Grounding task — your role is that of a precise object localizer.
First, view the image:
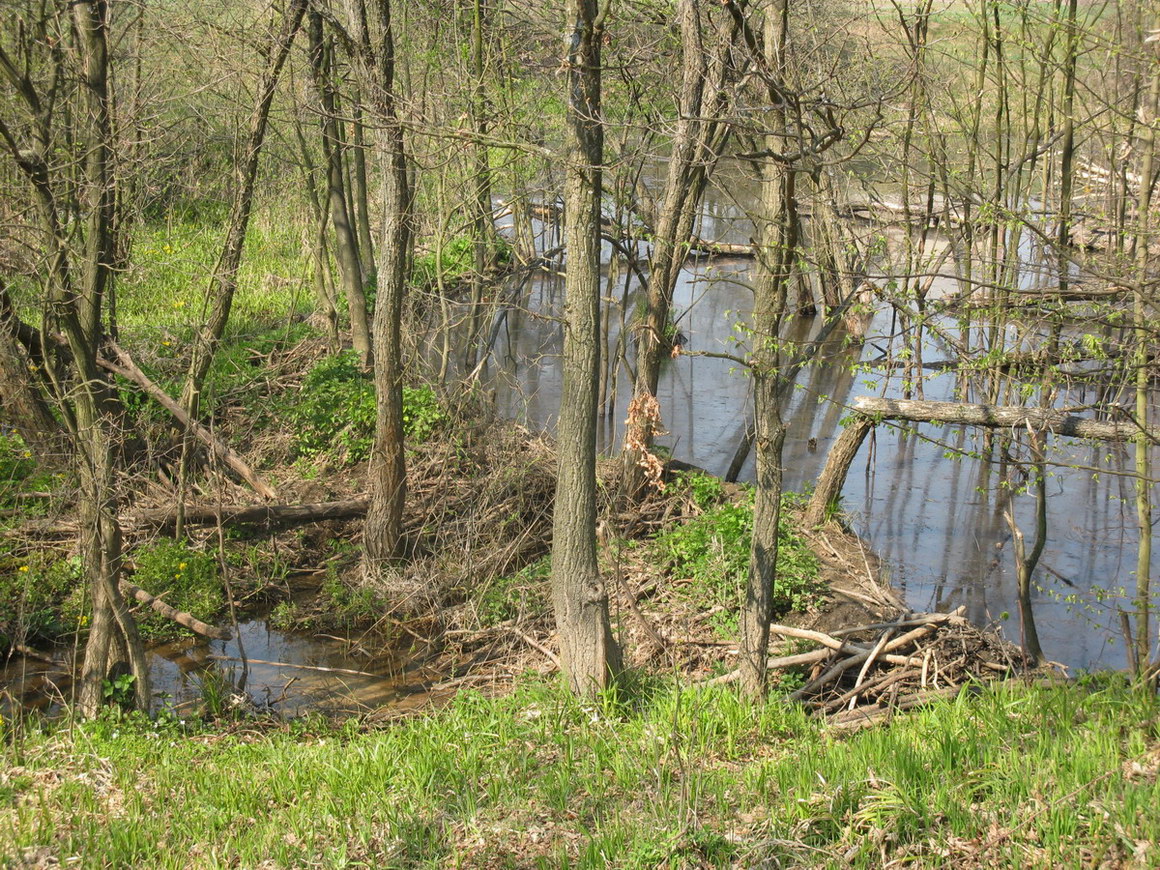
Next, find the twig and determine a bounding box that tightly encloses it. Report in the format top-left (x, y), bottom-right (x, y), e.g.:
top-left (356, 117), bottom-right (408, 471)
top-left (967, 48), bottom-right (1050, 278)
top-left (205, 654), bottom-right (381, 678)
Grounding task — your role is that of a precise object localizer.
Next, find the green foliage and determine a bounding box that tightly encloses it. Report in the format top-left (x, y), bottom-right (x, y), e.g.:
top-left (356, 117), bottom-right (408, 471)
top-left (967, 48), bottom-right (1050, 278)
top-left (412, 235), bottom-right (513, 289)
top-left (0, 550), bottom-right (84, 646)
top-left (319, 571), bottom-right (385, 630)
top-left (101, 673), bottom-right (137, 708)
top-left (413, 236), bottom-right (475, 288)
top-left (0, 431), bottom-right (35, 492)
top-left (130, 539), bottom-right (222, 641)
top-left (666, 469), bottom-right (725, 511)
top-left (287, 351), bottom-right (446, 465)
top-left (401, 385), bottom-right (445, 444)
top-left (656, 485), bottom-right (822, 634)
top-left (288, 350), bottom-right (377, 463)
top-left (476, 555), bottom-right (551, 627)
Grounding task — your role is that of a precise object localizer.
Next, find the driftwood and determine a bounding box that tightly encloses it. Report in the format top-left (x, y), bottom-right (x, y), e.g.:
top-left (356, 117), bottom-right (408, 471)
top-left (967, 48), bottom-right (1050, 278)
top-left (120, 581), bottom-right (232, 640)
top-left (99, 344), bottom-right (277, 500)
top-left (806, 396), bottom-right (1160, 525)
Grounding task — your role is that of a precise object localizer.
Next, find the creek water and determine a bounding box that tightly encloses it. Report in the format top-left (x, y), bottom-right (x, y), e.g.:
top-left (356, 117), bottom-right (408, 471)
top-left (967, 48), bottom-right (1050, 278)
top-left (1, 600), bottom-right (434, 719)
top-left (479, 182), bottom-right (1160, 673)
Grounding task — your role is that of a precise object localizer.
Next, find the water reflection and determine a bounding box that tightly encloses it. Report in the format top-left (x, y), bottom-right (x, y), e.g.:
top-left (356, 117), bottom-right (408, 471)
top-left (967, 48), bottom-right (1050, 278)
top-left (481, 198), bottom-right (1158, 672)
top-left (2, 613), bottom-right (429, 718)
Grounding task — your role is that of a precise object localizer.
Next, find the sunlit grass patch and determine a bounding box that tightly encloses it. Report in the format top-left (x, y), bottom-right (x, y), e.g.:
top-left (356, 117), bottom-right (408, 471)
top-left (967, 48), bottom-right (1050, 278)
top-left (3, 678), bottom-right (1156, 867)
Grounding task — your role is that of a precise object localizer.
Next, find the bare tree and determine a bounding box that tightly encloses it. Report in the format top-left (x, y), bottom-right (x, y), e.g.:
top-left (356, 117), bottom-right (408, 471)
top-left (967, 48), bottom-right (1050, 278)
top-left (550, 0), bottom-right (621, 695)
top-left (0, 0), bottom-right (150, 714)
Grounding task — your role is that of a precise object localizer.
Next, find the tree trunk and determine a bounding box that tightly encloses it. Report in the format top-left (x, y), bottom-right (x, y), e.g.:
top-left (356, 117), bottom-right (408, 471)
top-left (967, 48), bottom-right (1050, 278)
top-left (308, 10), bottom-right (372, 361)
top-left (363, 0), bottom-right (412, 568)
top-left (71, 0), bottom-right (150, 715)
top-left (740, 0), bottom-right (795, 700)
top-left (1131, 21), bottom-right (1159, 672)
top-left (803, 416), bottom-right (873, 527)
top-left (550, 0), bottom-right (620, 696)
top-left (622, 0), bottom-right (732, 496)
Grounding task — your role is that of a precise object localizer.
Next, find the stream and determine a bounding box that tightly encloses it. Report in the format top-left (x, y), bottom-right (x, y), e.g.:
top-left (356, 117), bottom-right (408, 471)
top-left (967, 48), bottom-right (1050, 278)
top-left (4, 176), bottom-right (1157, 716)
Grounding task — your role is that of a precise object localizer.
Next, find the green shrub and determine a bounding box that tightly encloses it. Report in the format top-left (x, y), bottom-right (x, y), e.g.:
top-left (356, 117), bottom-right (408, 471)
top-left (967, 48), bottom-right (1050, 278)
top-left (288, 351), bottom-right (446, 465)
top-left (476, 555), bottom-right (551, 627)
top-left (0, 550), bottom-right (83, 647)
top-left (656, 486), bottom-right (822, 634)
top-left (130, 540), bottom-right (222, 641)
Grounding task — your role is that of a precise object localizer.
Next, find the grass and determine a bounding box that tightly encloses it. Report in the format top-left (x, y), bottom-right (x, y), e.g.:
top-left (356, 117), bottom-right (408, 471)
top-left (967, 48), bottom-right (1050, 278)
top-left (1, 676), bottom-right (1157, 868)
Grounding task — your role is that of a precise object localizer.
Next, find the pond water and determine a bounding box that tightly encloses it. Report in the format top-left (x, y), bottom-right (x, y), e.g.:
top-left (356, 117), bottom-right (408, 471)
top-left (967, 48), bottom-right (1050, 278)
top-left (1, 599), bottom-right (436, 719)
top-left (479, 181), bottom-right (1160, 673)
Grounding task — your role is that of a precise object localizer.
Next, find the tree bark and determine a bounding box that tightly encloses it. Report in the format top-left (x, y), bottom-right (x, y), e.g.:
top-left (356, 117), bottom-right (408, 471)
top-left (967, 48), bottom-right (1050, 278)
top-left (363, 0), bottom-right (412, 568)
top-left (740, 0), bottom-right (794, 700)
top-left (550, 0), bottom-right (620, 696)
top-left (307, 10), bottom-right (372, 361)
top-left (623, 0), bottom-right (732, 497)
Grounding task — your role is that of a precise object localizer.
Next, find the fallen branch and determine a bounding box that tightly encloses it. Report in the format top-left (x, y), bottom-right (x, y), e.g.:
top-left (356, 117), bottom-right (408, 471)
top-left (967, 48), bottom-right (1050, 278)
top-left (828, 685), bottom-right (964, 731)
top-left (120, 581), bottom-right (232, 640)
top-left (99, 344), bottom-right (277, 500)
top-left (205, 654), bottom-right (381, 678)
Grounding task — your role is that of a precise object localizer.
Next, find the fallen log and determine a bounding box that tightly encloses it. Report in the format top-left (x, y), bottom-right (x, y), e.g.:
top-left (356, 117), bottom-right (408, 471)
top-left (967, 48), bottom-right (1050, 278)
top-left (849, 396), bottom-right (1159, 443)
top-left (6, 498), bottom-right (372, 538)
top-left (806, 396), bottom-right (1160, 525)
top-left (120, 581), bottom-right (232, 640)
top-left (128, 498), bottom-right (370, 529)
top-left (99, 344), bottom-right (277, 500)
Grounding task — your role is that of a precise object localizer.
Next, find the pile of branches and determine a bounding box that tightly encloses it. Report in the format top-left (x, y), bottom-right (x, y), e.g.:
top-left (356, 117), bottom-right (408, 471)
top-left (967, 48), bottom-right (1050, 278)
top-left (768, 606), bottom-right (1025, 730)
top-left (399, 425), bottom-right (559, 605)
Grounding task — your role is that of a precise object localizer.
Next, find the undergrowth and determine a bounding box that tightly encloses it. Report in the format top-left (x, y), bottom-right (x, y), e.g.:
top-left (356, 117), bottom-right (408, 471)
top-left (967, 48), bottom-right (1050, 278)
top-left (129, 540), bottom-right (223, 642)
top-left (287, 350), bottom-right (446, 465)
top-left (656, 475), bottom-right (823, 634)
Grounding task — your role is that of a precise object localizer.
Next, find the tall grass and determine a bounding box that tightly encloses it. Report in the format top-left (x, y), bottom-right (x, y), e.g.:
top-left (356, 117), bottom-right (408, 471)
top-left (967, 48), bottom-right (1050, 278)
top-left (2, 677), bottom-right (1157, 867)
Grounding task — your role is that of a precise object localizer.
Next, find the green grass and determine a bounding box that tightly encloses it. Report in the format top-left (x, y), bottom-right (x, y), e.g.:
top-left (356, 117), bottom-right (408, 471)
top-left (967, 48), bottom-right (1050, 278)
top-left (2, 677), bottom-right (1156, 868)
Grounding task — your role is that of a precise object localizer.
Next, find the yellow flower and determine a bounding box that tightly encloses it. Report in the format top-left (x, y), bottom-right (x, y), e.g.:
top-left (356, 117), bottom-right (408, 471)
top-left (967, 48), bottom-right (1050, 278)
top-left (162, 340), bottom-right (171, 347)
top-left (19, 565), bottom-right (30, 572)
top-left (178, 562), bottom-right (187, 570)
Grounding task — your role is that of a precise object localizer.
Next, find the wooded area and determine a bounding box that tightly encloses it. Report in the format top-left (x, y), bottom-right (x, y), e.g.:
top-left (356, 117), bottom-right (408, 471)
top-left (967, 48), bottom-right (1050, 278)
top-left (0, 0), bottom-right (1157, 719)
